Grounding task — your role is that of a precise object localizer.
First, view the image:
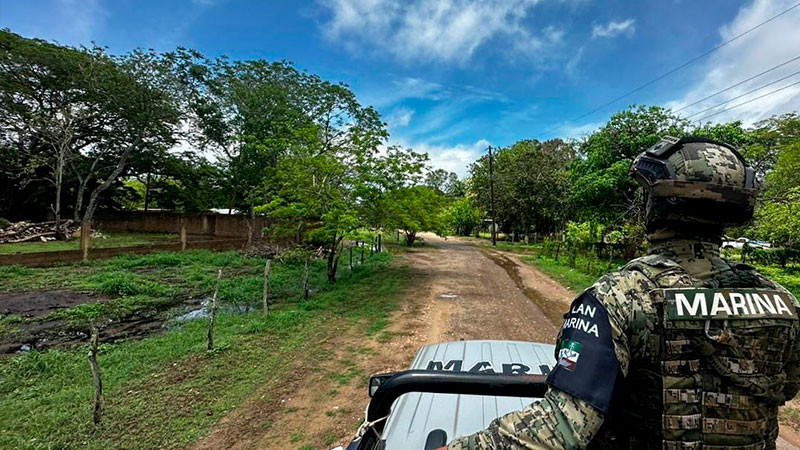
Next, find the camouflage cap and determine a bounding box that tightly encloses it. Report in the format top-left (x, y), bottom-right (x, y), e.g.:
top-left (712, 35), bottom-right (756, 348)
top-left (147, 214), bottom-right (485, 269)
top-left (631, 136), bottom-right (758, 227)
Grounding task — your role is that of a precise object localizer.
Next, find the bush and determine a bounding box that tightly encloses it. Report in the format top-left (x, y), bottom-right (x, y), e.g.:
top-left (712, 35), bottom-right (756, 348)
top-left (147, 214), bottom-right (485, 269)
top-left (749, 247), bottom-right (800, 267)
top-left (0, 217), bottom-right (9, 229)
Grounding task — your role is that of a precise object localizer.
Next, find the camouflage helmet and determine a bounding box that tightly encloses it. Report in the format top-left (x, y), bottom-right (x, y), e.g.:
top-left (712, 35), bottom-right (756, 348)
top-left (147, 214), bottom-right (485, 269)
top-left (631, 136), bottom-right (758, 229)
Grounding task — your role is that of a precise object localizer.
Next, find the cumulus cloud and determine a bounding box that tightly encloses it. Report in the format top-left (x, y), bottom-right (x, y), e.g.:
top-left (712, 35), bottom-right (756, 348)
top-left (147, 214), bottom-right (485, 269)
top-left (392, 138), bottom-right (490, 177)
top-left (591, 19), bottom-right (636, 39)
top-left (666, 0), bottom-right (800, 125)
top-left (318, 0), bottom-right (561, 64)
top-left (386, 107), bottom-right (415, 127)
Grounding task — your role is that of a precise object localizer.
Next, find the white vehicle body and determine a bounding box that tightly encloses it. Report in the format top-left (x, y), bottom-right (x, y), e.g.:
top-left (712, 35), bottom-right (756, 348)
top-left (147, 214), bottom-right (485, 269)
top-left (343, 340), bottom-right (556, 450)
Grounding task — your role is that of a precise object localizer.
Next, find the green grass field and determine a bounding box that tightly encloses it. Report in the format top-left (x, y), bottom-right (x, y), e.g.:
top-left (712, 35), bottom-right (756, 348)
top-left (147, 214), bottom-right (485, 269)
top-left (0, 232), bottom-right (178, 255)
top-left (475, 237), bottom-right (800, 298)
top-left (0, 247), bottom-right (408, 449)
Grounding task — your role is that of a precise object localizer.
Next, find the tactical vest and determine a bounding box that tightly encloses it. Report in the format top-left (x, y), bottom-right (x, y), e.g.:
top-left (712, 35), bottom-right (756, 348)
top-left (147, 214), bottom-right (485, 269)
top-left (595, 254), bottom-right (799, 450)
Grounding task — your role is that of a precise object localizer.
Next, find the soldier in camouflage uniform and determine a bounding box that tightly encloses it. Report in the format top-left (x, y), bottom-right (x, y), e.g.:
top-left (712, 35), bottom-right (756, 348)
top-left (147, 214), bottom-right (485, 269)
top-left (442, 136), bottom-right (800, 450)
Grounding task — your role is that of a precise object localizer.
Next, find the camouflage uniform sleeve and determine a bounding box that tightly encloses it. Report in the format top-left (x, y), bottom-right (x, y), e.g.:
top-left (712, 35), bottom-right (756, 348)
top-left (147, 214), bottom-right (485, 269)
top-left (783, 330), bottom-right (800, 402)
top-left (447, 271), bottom-right (639, 450)
top-left (779, 285), bottom-right (800, 401)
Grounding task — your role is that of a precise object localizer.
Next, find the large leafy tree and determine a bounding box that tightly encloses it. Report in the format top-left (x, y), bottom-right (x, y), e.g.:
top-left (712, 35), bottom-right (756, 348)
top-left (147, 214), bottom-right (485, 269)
top-left (384, 186), bottom-right (447, 246)
top-left (468, 138), bottom-right (574, 236)
top-left (569, 105), bottom-right (689, 225)
top-left (0, 31), bottom-right (182, 226)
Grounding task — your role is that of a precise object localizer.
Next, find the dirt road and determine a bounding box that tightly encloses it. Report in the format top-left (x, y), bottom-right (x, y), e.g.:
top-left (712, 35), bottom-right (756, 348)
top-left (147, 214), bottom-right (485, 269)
top-left (192, 233), bottom-right (799, 449)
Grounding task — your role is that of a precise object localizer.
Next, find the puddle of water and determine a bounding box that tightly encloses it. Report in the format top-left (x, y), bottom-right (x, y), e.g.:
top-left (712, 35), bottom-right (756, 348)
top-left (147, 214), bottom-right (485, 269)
top-left (164, 298), bottom-right (258, 329)
top-left (2, 295), bottom-right (260, 354)
top-left (481, 249), bottom-right (568, 326)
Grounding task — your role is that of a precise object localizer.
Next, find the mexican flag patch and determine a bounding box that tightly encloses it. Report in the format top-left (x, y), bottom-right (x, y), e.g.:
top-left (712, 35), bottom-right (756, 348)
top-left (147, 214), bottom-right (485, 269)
top-left (558, 339), bottom-right (582, 371)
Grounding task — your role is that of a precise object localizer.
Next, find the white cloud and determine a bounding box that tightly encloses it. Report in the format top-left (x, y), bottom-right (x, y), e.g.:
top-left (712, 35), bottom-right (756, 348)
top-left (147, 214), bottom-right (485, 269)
top-left (561, 121), bottom-right (604, 139)
top-left (591, 19), bottom-right (636, 39)
top-left (392, 138), bottom-right (490, 177)
top-left (667, 0), bottom-right (800, 125)
top-left (565, 45), bottom-right (585, 77)
top-left (318, 0), bottom-right (561, 64)
top-left (386, 107), bottom-right (415, 127)
top-left (49, 0), bottom-right (105, 44)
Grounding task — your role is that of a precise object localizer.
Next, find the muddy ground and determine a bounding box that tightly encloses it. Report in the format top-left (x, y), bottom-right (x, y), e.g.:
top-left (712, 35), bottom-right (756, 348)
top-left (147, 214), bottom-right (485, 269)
top-left (0, 289), bottom-right (205, 353)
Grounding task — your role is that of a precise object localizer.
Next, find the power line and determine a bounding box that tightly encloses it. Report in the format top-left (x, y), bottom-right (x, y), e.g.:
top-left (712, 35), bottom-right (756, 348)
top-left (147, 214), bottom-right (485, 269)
top-left (539, 1), bottom-right (800, 137)
top-left (693, 79), bottom-right (800, 122)
top-left (684, 68), bottom-right (800, 119)
top-left (674, 54), bottom-right (800, 113)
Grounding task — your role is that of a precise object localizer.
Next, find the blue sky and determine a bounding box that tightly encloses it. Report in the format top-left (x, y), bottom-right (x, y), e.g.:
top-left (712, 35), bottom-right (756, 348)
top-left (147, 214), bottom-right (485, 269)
top-left (3, 0), bottom-right (800, 175)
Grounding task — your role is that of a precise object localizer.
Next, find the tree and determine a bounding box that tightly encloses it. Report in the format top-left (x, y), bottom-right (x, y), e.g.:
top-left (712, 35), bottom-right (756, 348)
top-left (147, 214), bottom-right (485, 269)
top-left (357, 145), bottom-right (428, 233)
top-left (444, 197), bottom-right (482, 236)
top-left (468, 139), bottom-right (574, 237)
top-left (569, 105), bottom-right (689, 228)
top-left (384, 186), bottom-right (446, 246)
top-left (424, 168), bottom-right (463, 197)
top-left (0, 32), bottom-right (182, 227)
top-left (0, 31), bottom-right (107, 229)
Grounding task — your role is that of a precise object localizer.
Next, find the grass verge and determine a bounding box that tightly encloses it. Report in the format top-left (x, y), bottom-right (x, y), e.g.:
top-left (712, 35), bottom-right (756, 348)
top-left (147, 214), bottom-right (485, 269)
top-left (0, 248), bottom-right (408, 449)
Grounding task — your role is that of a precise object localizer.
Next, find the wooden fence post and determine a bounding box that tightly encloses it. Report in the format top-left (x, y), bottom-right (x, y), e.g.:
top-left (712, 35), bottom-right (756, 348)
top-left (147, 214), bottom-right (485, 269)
top-left (303, 256), bottom-right (310, 301)
top-left (262, 259), bottom-right (271, 315)
top-left (88, 324), bottom-right (103, 425)
top-left (207, 269), bottom-right (222, 351)
top-left (80, 220), bottom-right (92, 262)
top-left (180, 220), bottom-right (188, 251)
top-left (377, 233), bottom-right (382, 252)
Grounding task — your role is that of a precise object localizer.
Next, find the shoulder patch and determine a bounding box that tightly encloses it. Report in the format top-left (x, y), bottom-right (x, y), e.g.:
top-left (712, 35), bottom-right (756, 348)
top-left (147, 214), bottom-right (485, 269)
top-left (546, 290), bottom-right (622, 412)
top-left (664, 288), bottom-right (798, 321)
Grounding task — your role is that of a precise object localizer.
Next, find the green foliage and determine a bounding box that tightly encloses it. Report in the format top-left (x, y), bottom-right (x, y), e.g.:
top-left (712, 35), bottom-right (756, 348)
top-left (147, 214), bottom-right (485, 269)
top-left (443, 197), bottom-right (482, 236)
top-left (469, 139), bottom-right (574, 235)
top-left (0, 251), bottom-right (400, 449)
top-left (569, 105), bottom-right (688, 224)
top-left (384, 186), bottom-right (447, 246)
top-left (0, 217), bottom-right (9, 229)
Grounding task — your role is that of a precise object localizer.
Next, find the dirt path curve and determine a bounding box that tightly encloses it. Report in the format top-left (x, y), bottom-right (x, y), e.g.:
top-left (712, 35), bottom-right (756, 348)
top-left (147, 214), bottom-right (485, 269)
top-left (191, 233), bottom-right (798, 449)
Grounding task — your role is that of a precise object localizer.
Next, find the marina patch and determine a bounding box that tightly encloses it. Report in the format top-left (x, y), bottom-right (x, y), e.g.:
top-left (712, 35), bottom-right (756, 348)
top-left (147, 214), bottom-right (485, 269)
top-left (663, 288), bottom-right (798, 321)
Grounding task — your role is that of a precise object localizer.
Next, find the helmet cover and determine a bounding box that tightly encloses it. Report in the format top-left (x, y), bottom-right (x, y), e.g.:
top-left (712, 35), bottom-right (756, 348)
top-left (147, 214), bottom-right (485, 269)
top-left (631, 136), bottom-right (758, 229)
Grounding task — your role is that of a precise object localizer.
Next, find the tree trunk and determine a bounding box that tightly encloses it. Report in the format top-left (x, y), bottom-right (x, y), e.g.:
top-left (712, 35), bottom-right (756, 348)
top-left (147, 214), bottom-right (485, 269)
top-left (72, 157), bottom-right (99, 222)
top-left (327, 235), bottom-right (341, 283)
top-left (143, 172), bottom-right (151, 211)
top-left (88, 324), bottom-right (103, 425)
top-left (82, 144), bottom-right (135, 224)
top-left (303, 256), bottom-right (311, 300)
top-left (405, 230), bottom-right (416, 246)
top-left (207, 269), bottom-right (222, 351)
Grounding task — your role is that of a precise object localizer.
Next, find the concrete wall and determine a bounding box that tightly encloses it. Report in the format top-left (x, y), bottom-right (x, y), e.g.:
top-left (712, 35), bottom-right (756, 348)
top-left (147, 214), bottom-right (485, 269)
top-left (94, 211), bottom-right (267, 238)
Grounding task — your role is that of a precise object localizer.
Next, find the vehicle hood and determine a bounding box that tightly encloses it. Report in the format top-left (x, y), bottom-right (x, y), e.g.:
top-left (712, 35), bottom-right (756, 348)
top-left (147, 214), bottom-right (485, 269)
top-left (381, 339), bottom-right (556, 450)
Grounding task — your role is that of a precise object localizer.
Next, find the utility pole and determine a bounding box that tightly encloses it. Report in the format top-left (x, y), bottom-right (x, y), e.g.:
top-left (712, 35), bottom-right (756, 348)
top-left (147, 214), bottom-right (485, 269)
top-left (488, 146), bottom-right (496, 246)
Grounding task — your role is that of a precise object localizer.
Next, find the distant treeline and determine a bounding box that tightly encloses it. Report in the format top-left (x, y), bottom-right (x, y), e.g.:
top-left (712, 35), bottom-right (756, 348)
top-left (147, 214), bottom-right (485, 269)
top-left (458, 106), bottom-right (800, 256)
